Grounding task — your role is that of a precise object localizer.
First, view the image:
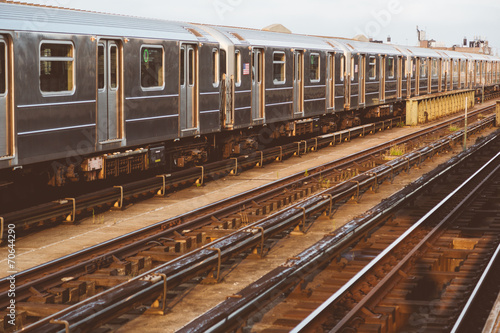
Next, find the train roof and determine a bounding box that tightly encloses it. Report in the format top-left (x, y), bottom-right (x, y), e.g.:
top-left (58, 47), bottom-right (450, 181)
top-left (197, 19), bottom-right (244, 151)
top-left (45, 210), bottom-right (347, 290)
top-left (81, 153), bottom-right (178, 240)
top-left (207, 25), bottom-right (340, 51)
top-left (0, 2), bottom-right (216, 43)
top-left (330, 38), bottom-right (404, 56)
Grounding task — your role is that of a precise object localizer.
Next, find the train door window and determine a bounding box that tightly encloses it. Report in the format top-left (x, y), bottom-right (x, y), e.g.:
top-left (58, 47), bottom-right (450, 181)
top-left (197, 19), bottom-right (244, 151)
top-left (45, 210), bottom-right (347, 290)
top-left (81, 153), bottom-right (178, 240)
top-left (141, 46), bottom-right (164, 89)
top-left (368, 56), bottom-right (376, 80)
top-left (188, 48), bottom-right (195, 86)
top-left (179, 48), bottom-right (186, 86)
top-left (273, 51), bottom-right (286, 85)
top-left (488, 62), bottom-right (492, 83)
top-left (39, 42), bottom-right (74, 94)
top-left (431, 59), bottom-right (438, 78)
top-left (397, 57), bottom-right (402, 98)
top-left (0, 41), bottom-right (5, 95)
top-left (340, 55), bottom-right (345, 81)
top-left (219, 50), bottom-right (226, 79)
top-left (387, 57), bottom-right (395, 79)
top-left (310, 53), bottom-right (320, 82)
top-left (419, 58), bottom-right (427, 78)
top-left (110, 44), bottom-right (118, 90)
top-left (235, 50), bottom-right (241, 86)
top-left (475, 62), bottom-right (480, 83)
top-left (98, 44), bottom-right (105, 90)
top-left (351, 57), bottom-right (355, 81)
top-left (0, 39), bottom-right (8, 158)
top-left (212, 49), bottom-right (219, 87)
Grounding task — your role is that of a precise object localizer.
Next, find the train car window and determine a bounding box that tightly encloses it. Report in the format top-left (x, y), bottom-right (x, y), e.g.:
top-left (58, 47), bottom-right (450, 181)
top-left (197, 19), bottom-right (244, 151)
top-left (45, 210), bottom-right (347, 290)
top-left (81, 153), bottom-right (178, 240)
top-left (310, 53), bottom-right (320, 82)
top-left (340, 56), bottom-right (345, 81)
top-left (180, 49), bottom-right (185, 86)
top-left (212, 49), bottom-right (219, 86)
top-left (431, 59), bottom-right (438, 77)
top-left (387, 57), bottom-right (395, 79)
top-left (235, 50), bottom-right (241, 86)
top-left (219, 50), bottom-right (227, 80)
top-left (0, 42), bottom-right (5, 95)
top-left (419, 58), bottom-right (427, 78)
top-left (273, 52), bottom-right (286, 85)
top-left (98, 44), bottom-right (105, 90)
top-left (141, 46), bottom-right (164, 89)
top-left (257, 51), bottom-right (262, 83)
top-left (110, 45), bottom-right (118, 89)
top-left (188, 49), bottom-right (195, 86)
top-left (368, 56), bottom-right (376, 80)
top-left (39, 42), bottom-right (74, 93)
top-left (350, 57), bottom-right (355, 81)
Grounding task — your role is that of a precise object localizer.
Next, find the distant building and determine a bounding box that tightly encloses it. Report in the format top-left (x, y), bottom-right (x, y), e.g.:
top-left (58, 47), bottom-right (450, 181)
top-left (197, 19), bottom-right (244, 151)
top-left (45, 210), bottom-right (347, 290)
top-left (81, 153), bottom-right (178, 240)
top-left (417, 26), bottom-right (492, 55)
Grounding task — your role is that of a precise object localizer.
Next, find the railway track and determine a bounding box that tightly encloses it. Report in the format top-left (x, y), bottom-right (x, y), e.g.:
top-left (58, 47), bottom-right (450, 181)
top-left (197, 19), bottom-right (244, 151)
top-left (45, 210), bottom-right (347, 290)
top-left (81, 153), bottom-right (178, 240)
top-left (1, 99), bottom-right (496, 243)
top-left (1, 116), bottom-right (403, 241)
top-left (1, 111), bottom-right (495, 332)
top-left (178, 126), bottom-right (500, 333)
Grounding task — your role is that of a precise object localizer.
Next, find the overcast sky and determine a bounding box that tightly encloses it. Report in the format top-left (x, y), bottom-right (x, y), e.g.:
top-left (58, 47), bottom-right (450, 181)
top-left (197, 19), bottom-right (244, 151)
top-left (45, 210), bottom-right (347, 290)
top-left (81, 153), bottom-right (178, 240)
top-left (26, 0), bottom-right (500, 54)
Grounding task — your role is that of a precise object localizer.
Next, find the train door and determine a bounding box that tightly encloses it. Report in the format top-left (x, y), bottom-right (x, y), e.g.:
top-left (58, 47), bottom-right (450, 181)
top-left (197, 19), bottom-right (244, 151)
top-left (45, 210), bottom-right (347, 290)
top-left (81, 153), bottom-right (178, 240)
top-left (359, 55), bottom-right (366, 105)
top-left (0, 37), bottom-right (10, 158)
top-left (326, 53), bottom-right (334, 111)
top-left (251, 48), bottom-right (264, 120)
top-left (97, 40), bottom-right (122, 142)
top-left (180, 44), bottom-right (199, 131)
top-left (293, 50), bottom-right (304, 116)
top-left (410, 57), bottom-right (417, 96)
top-left (335, 54), bottom-right (346, 110)
top-left (350, 55), bottom-right (359, 109)
top-left (397, 56), bottom-right (402, 99)
top-left (380, 55), bottom-right (386, 101)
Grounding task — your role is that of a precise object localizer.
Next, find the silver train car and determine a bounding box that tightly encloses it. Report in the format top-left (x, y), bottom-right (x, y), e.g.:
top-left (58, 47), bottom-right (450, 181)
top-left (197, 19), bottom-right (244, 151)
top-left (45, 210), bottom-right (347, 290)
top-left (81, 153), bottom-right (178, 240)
top-left (0, 2), bottom-right (498, 195)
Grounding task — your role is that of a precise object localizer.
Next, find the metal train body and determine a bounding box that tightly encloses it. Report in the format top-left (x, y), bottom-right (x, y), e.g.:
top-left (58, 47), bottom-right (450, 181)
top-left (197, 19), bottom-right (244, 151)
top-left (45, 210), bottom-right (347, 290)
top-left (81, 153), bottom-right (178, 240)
top-left (0, 2), bottom-right (499, 189)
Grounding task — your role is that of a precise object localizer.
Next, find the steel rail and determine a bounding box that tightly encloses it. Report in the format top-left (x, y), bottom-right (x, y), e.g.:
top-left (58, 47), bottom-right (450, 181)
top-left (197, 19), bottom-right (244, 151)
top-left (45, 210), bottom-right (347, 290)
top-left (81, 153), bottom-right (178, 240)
top-left (1, 100), bottom-right (494, 241)
top-left (451, 244), bottom-right (500, 333)
top-left (21, 120), bottom-right (498, 333)
top-left (177, 127), bottom-right (500, 333)
top-left (0, 115), bottom-right (493, 310)
top-left (294, 147), bottom-right (500, 333)
top-left (1, 111), bottom-right (491, 300)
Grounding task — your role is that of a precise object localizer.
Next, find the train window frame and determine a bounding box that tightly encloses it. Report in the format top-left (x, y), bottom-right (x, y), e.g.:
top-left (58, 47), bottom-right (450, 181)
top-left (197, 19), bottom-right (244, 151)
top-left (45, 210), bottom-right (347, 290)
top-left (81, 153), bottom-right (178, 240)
top-left (212, 48), bottom-right (220, 88)
top-left (351, 57), bottom-right (355, 81)
top-left (419, 58), bottom-right (427, 78)
top-left (368, 56), bottom-right (377, 80)
top-left (340, 55), bottom-right (345, 82)
top-left (39, 41), bottom-right (75, 96)
top-left (453, 60), bottom-right (458, 77)
top-left (140, 45), bottom-right (165, 91)
top-left (310, 53), bottom-right (320, 83)
top-left (0, 40), bottom-right (6, 96)
top-left (273, 51), bottom-right (286, 85)
top-left (97, 44), bottom-right (106, 92)
top-left (431, 58), bottom-right (438, 78)
top-left (235, 50), bottom-right (241, 87)
top-left (387, 56), bottom-right (395, 79)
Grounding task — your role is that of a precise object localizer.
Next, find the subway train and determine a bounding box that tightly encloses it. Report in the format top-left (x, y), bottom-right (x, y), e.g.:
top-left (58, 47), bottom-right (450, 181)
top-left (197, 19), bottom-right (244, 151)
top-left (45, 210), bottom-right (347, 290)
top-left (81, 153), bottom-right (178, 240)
top-left (0, 2), bottom-right (499, 194)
